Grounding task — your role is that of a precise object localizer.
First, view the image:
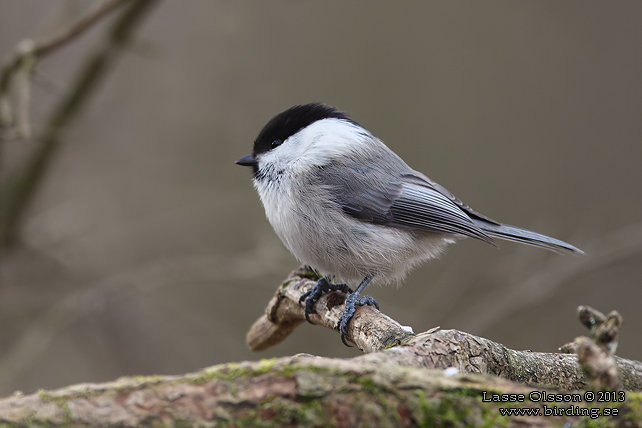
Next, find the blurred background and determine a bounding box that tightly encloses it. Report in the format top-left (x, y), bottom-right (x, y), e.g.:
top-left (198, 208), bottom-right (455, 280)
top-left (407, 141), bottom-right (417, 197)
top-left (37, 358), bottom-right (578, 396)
top-left (1, 0), bottom-right (641, 396)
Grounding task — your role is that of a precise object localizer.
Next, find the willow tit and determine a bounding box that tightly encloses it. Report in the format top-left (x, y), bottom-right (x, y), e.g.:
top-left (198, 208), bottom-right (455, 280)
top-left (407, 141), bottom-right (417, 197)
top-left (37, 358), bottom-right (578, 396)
top-left (236, 103), bottom-right (582, 345)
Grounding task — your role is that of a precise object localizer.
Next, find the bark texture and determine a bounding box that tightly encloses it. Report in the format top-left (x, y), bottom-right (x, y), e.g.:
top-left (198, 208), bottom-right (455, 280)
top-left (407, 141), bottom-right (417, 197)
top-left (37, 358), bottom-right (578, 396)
top-left (1, 356), bottom-right (641, 427)
top-left (247, 268), bottom-right (642, 391)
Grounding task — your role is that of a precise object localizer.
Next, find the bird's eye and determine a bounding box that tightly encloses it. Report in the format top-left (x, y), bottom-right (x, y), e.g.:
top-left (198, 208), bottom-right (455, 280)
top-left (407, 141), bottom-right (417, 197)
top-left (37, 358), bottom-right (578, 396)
top-left (271, 139), bottom-right (282, 149)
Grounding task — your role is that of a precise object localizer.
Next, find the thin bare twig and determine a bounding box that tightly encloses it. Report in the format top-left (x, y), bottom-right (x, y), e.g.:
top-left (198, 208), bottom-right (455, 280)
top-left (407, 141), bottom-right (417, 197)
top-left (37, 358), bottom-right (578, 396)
top-left (0, 0), bottom-right (160, 248)
top-left (0, 0), bottom-right (130, 98)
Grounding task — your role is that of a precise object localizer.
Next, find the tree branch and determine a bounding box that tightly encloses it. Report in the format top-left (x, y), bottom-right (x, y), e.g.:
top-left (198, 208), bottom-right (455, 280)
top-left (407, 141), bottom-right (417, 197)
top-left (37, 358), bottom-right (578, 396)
top-left (247, 267), bottom-right (642, 392)
top-left (246, 266), bottom-right (415, 353)
top-left (0, 352), bottom-right (640, 426)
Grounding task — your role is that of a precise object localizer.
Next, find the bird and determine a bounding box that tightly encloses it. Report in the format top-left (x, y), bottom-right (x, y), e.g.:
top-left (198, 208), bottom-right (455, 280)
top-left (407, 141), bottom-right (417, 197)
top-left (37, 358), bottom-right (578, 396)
top-left (236, 103), bottom-right (582, 345)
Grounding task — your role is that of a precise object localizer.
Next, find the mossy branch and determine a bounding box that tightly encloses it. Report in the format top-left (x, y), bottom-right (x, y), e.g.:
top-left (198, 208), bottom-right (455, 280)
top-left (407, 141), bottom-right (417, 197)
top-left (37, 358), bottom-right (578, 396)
top-left (0, 354), bottom-right (641, 427)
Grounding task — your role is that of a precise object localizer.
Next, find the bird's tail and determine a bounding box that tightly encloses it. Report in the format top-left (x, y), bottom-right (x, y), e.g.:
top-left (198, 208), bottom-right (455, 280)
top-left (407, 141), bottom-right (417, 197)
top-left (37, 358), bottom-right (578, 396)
top-left (473, 220), bottom-right (583, 254)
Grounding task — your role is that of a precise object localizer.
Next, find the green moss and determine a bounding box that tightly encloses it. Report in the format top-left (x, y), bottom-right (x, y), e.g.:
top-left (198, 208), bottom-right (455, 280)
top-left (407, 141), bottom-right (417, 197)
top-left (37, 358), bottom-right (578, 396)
top-left (413, 389), bottom-right (508, 428)
top-left (125, 374), bottom-right (166, 384)
top-left (256, 358), bottom-right (278, 373)
top-left (191, 358), bottom-right (280, 384)
top-left (36, 389), bottom-right (73, 426)
top-left (566, 391), bottom-right (642, 428)
top-left (278, 361), bottom-right (345, 378)
top-left (281, 279), bottom-right (296, 289)
top-left (186, 360), bottom-right (354, 399)
top-left (263, 398), bottom-right (315, 425)
top-left (299, 398), bottom-right (326, 417)
top-left (217, 398), bottom-right (327, 428)
top-left (147, 419), bottom-right (196, 428)
top-left (453, 387), bottom-right (486, 399)
top-left (356, 375), bottom-right (378, 392)
top-left (298, 267), bottom-right (321, 280)
top-left (623, 391), bottom-right (642, 415)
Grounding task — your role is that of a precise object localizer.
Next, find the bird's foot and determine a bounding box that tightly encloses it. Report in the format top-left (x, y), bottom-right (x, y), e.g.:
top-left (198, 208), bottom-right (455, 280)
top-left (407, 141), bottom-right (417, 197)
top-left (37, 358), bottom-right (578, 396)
top-left (299, 277), bottom-right (353, 323)
top-left (338, 292), bottom-right (379, 346)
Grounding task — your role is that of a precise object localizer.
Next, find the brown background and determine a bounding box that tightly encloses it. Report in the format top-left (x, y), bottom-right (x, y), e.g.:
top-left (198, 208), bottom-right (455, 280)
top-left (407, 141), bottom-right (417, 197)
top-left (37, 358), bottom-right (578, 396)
top-left (1, 0), bottom-right (641, 395)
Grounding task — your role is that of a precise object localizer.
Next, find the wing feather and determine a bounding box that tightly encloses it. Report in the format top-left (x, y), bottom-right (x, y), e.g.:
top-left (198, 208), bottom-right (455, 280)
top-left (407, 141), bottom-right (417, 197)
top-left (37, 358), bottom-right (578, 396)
top-left (386, 178), bottom-right (494, 243)
top-left (314, 158), bottom-right (494, 244)
top-left (305, 143), bottom-right (579, 253)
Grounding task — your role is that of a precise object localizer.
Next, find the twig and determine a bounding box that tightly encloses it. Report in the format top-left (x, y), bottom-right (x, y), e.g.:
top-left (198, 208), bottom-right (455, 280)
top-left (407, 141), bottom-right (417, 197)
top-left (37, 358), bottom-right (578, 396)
top-left (570, 306), bottom-right (624, 391)
top-left (13, 49), bottom-right (33, 139)
top-left (0, 0), bottom-right (130, 99)
top-left (246, 266), bottom-right (415, 353)
top-left (0, 0), bottom-right (160, 248)
top-left (247, 268), bottom-right (642, 391)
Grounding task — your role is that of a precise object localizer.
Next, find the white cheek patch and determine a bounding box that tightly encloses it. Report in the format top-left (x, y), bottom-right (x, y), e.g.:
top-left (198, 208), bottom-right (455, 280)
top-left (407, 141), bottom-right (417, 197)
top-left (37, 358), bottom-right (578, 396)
top-left (264, 118), bottom-right (372, 170)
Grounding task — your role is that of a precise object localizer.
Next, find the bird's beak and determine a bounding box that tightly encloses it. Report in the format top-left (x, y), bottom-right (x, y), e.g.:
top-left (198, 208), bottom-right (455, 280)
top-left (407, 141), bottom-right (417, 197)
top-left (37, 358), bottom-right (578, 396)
top-left (235, 154), bottom-right (257, 167)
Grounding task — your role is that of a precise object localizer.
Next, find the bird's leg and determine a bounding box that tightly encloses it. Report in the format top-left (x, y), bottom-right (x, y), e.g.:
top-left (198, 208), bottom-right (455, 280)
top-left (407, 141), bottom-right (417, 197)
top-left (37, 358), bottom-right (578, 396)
top-left (299, 276), bottom-right (353, 324)
top-left (338, 275), bottom-right (378, 346)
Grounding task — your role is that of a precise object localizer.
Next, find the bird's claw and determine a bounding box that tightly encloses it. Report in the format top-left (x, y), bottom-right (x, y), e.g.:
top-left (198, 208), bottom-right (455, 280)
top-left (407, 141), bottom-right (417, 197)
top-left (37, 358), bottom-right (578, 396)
top-left (338, 292), bottom-right (379, 346)
top-left (299, 277), bottom-right (352, 324)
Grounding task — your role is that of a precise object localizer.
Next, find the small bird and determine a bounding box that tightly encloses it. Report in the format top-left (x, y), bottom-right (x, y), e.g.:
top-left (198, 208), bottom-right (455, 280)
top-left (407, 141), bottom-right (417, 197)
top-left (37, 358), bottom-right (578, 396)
top-left (236, 103), bottom-right (582, 345)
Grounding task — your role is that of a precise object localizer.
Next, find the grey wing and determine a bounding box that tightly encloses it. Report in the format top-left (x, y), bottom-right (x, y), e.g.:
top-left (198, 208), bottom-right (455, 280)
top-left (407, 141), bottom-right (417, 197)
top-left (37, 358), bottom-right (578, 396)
top-left (319, 162), bottom-right (494, 244)
top-left (407, 172), bottom-right (501, 226)
top-left (388, 173), bottom-right (494, 243)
